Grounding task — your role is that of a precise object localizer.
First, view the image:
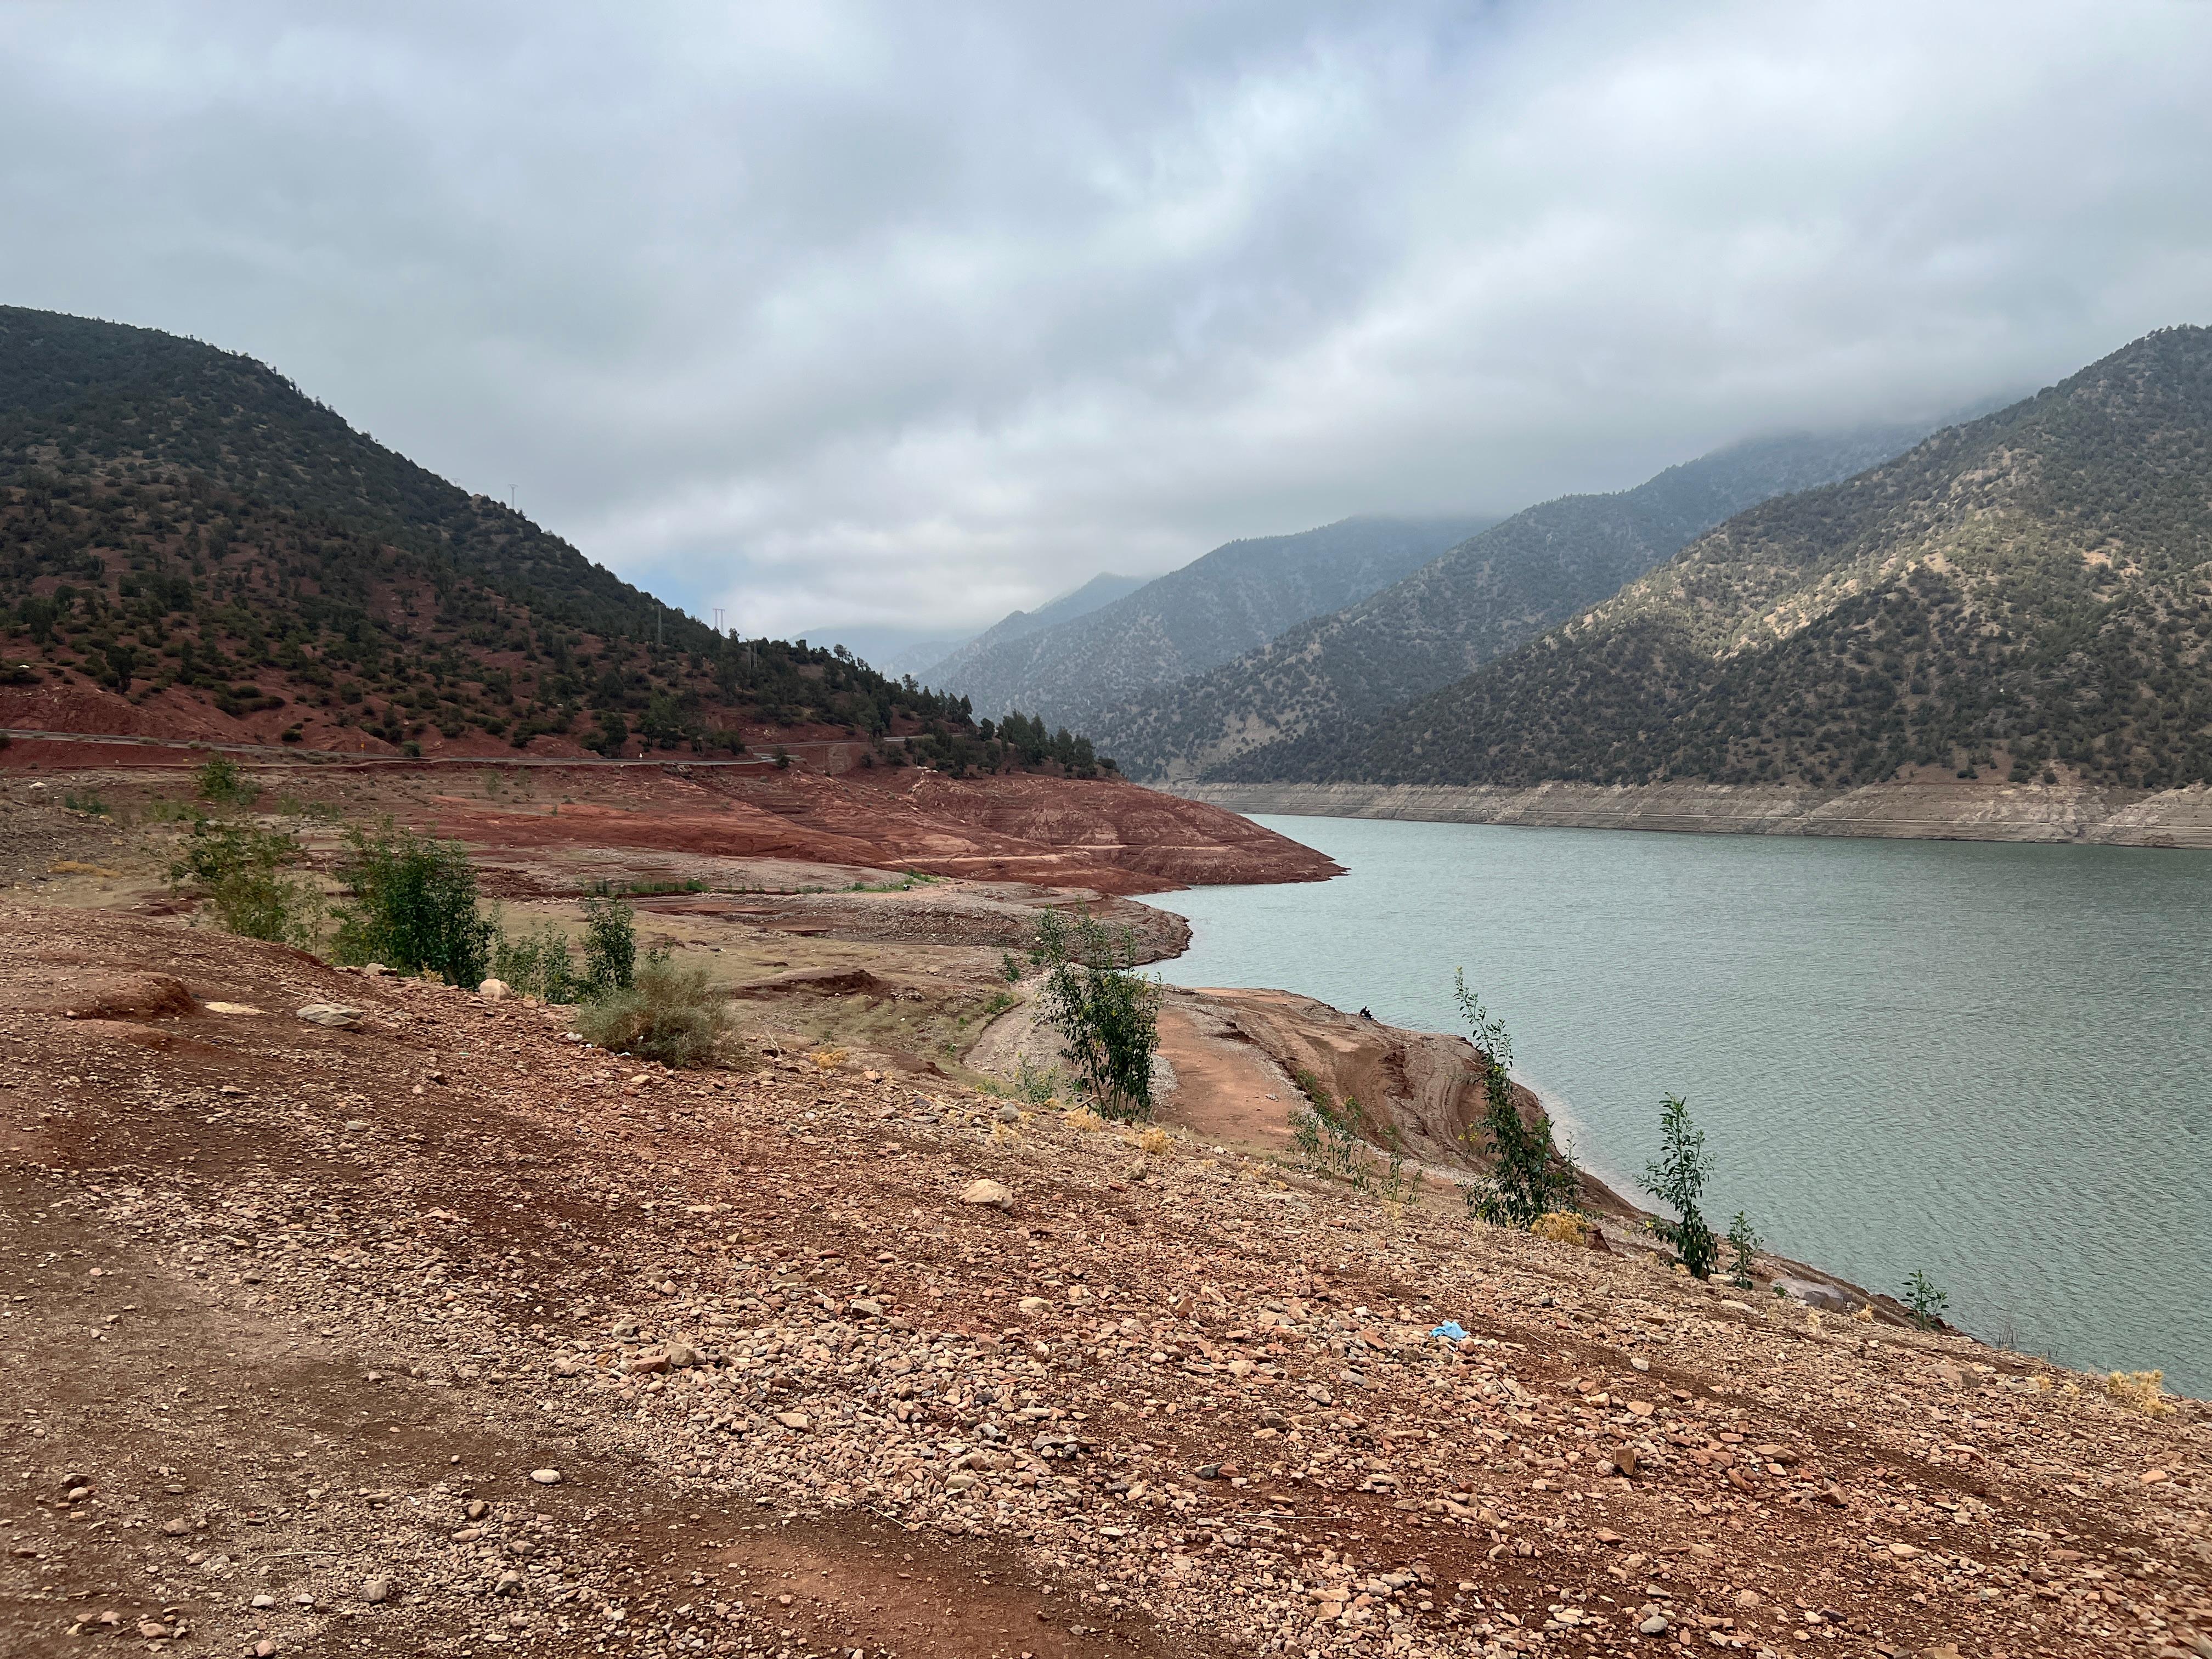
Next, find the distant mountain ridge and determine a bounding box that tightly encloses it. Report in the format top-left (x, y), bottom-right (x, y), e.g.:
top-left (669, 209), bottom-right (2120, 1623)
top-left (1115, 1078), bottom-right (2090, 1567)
top-left (1093, 422), bottom-right (1948, 781)
top-left (923, 514), bottom-right (1494, 731)
top-left (1230, 325), bottom-right (2212, 793)
top-left (916, 572), bottom-right (1145, 685)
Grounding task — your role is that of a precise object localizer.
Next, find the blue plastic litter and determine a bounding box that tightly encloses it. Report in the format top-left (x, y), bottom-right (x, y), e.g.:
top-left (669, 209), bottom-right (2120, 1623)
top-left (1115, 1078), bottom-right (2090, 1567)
top-left (1431, 1321), bottom-right (1469, 1341)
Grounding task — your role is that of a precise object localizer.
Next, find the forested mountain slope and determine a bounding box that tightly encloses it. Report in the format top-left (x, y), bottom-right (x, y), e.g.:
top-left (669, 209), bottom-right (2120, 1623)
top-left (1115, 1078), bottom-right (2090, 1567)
top-left (924, 514), bottom-right (1491, 728)
top-left (917, 571), bottom-right (1144, 682)
top-left (1243, 326), bottom-right (2212, 792)
top-left (0, 306), bottom-right (1101, 775)
top-left (1096, 424), bottom-right (1943, 781)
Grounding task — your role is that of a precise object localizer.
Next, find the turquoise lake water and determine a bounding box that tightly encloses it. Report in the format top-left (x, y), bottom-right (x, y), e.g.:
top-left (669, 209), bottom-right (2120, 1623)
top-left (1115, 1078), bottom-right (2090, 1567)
top-left (1149, 815), bottom-right (2211, 1397)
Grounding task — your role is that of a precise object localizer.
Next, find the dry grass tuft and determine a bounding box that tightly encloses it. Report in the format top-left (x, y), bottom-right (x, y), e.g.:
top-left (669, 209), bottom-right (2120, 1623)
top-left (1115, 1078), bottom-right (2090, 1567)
top-left (2105, 1370), bottom-right (2174, 1415)
top-left (1531, 1211), bottom-right (1589, 1246)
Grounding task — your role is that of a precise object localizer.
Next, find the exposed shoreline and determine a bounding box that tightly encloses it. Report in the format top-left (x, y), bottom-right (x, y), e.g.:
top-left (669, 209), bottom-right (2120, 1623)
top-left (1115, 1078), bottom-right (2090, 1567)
top-left (1171, 776), bottom-right (2212, 848)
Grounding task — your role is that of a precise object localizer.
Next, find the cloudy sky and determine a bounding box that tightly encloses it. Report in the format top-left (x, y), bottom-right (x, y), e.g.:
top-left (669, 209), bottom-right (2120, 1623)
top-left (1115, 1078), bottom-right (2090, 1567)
top-left (4, 2), bottom-right (2209, 655)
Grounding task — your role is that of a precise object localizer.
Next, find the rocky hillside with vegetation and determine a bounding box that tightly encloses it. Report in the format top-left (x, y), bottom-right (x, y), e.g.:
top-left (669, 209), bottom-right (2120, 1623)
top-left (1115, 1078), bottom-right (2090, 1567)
top-left (923, 514), bottom-right (1491, 730)
top-left (0, 306), bottom-right (1106, 776)
top-left (1233, 326), bottom-right (2212, 793)
top-left (3, 890), bottom-right (2205, 1657)
top-left (1094, 425), bottom-right (1943, 782)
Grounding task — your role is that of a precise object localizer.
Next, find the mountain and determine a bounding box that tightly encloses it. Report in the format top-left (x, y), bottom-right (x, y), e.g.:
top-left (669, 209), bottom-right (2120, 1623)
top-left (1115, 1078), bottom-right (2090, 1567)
top-left (907, 571), bottom-right (1145, 687)
top-left (0, 304), bottom-right (1106, 776)
top-left (1092, 424), bottom-right (1947, 781)
top-left (1236, 326), bottom-right (2212, 793)
top-left (923, 514), bottom-right (1493, 729)
top-left (792, 623), bottom-right (967, 684)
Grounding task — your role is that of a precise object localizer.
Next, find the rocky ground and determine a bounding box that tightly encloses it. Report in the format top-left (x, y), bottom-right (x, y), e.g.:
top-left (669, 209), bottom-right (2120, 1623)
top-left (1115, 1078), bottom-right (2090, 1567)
top-left (3, 901), bottom-right (2208, 1659)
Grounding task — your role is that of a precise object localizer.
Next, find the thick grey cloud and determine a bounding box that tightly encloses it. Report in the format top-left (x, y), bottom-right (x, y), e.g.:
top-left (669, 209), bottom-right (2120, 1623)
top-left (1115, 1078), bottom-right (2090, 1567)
top-left (3, 1), bottom-right (2208, 645)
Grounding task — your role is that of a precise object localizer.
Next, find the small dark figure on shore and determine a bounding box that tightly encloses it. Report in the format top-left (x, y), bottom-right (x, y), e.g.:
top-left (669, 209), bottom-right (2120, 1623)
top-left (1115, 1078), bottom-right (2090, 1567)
top-left (1359, 1006), bottom-right (1374, 1020)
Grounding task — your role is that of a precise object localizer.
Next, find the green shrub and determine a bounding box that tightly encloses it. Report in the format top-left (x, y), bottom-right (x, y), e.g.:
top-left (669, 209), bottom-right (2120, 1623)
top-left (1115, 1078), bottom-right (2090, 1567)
top-left (195, 754), bottom-right (258, 806)
top-left (1901, 1269), bottom-right (1949, 1329)
top-left (1641, 1093), bottom-right (1719, 1279)
top-left (330, 822), bottom-right (493, 986)
top-left (1454, 971), bottom-right (1577, 1227)
top-left (580, 889), bottom-right (641, 993)
top-left (1011, 1057), bottom-right (1064, 1106)
top-left (492, 922), bottom-right (584, 1002)
top-left (1026, 907), bottom-right (1161, 1121)
top-left (1726, 1211), bottom-right (1763, 1291)
top-left (170, 817), bottom-right (322, 947)
top-left (574, 957), bottom-right (738, 1069)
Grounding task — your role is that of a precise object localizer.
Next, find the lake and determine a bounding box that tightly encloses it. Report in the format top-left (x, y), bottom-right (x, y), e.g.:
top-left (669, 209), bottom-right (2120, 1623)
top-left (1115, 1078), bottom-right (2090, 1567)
top-left (1150, 814), bottom-right (2212, 1397)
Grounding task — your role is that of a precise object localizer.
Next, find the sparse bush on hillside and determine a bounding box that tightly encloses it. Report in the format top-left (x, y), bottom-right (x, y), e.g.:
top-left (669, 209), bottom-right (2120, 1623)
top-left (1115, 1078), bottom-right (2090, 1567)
top-left (1290, 1092), bottom-right (1363, 1185)
top-left (2105, 1369), bottom-right (2173, 1416)
top-left (1028, 907), bottom-right (1161, 1121)
top-left (492, 922), bottom-right (584, 1003)
top-left (573, 957), bottom-right (739, 1070)
top-left (170, 816), bottom-right (322, 947)
top-left (330, 822), bottom-right (493, 986)
top-left (1641, 1093), bottom-right (1719, 1279)
top-left (1901, 1269), bottom-right (1950, 1330)
top-left (195, 755), bottom-right (258, 806)
top-left (1455, 971), bottom-right (1578, 1228)
top-left (1726, 1211), bottom-right (1763, 1290)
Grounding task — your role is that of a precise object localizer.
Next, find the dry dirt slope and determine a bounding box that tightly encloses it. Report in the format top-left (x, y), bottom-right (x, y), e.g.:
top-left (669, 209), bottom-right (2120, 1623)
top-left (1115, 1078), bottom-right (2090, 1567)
top-left (1, 906), bottom-right (2207, 1659)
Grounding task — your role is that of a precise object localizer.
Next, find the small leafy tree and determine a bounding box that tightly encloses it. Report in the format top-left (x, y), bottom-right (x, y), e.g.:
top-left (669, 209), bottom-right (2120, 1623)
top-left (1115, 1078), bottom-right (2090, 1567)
top-left (580, 888), bottom-right (641, 993)
top-left (1641, 1094), bottom-right (1718, 1279)
top-left (1901, 1269), bottom-right (1949, 1329)
top-left (170, 817), bottom-right (321, 947)
top-left (1028, 907), bottom-right (1162, 1121)
top-left (331, 823), bottom-right (494, 986)
top-left (1726, 1211), bottom-right (1763, 1291)
top-left (1454, 972), bottom-right (1577, 1227)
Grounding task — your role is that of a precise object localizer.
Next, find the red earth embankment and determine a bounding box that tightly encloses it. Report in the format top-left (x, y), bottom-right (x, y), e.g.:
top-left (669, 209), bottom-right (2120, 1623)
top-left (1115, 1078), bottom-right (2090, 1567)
top-left (421, 764), bottom-right (1340, 895)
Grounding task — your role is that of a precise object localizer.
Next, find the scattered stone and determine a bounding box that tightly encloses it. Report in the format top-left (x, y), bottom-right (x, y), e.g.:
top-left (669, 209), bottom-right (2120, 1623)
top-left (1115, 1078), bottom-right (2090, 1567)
top-left (362, 1577), bottom-right (392, 1605)
top-left (776, 1412), bottom-right (812, 1431)
top-left (1640, 1613), bottom-right (1671, 1635)
top-left (528, 1468), bottom-right (562, 1485)
top-left (295, 1003), bottom-right (363, 1028)
top-left (478, 978), bottom-right (511, 1001)
top-left (960, 1178), bottom-right (1013, 1211)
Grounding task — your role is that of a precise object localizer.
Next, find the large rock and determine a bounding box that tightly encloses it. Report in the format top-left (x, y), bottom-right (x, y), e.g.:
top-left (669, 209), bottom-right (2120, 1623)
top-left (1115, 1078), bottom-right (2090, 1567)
top-left (1773, 1276), bottom-right (1852, 1312)
top-left (961, 1178), bottom-right (1014, 1211)
top-left (296, 1004), bottom-right (364, 1028)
